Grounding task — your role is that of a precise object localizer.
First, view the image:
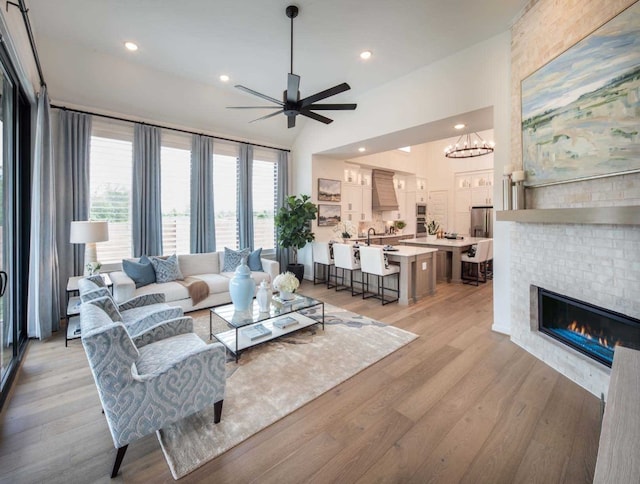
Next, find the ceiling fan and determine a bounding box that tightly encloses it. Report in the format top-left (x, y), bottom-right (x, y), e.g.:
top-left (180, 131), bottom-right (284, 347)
top-left (227, 5), bottom-right (357, 128)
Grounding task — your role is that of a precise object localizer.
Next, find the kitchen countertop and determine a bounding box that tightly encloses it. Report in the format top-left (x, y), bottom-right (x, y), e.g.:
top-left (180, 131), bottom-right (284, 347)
top-left (401, 236), bottom-right (488, 247)
top-left (350, 233), bottom-right (414, 241)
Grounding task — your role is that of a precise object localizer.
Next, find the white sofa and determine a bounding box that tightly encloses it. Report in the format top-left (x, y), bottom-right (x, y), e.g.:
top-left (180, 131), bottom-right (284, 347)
top-left (109, 251), bottom-right (279, 312)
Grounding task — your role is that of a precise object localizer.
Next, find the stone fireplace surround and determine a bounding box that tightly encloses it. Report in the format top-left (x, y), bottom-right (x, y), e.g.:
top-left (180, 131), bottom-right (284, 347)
top-left (507, 174), bottom-right (640, 398)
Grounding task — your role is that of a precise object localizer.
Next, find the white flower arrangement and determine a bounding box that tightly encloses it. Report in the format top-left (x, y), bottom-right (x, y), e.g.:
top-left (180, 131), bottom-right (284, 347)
top-left (273, 271), bottom-right (300, 293)
top-left (332, 220), bottom-right (357, 239)
top-left (86, 261), bottom-right (102, 275)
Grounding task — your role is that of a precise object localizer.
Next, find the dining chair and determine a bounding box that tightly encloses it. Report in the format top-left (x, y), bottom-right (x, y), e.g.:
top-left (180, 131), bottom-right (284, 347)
top-left (312, 241), bottom-right (336, 288)
top-left (461, 238), bottom-right (491, 286)
top-left (359, 246), bottom-right (400, 305)
top-left (332, 243), bottom-right (363, 296)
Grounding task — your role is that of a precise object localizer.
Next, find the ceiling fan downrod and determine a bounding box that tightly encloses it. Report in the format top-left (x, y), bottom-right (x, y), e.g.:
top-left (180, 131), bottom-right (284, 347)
top-left (286, 5), bottom-right (298, 75)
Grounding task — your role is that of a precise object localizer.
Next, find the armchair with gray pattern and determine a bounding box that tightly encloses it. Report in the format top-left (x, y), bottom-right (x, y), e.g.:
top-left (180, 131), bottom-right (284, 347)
top-left (78, 277), bottom-right (184, 343)
top-left (80, 302), bottom-right (226, 477)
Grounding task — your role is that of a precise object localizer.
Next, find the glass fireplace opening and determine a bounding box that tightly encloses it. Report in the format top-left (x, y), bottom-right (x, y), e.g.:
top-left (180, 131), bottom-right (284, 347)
top-left (538, 288), bottom-right (640, 367)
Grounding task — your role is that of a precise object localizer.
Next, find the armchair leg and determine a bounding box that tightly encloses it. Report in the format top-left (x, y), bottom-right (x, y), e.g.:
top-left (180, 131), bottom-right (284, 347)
top-left (111, 445), bottom-right (128, 478)
top-left (214, 399), bottom-right (224, 424)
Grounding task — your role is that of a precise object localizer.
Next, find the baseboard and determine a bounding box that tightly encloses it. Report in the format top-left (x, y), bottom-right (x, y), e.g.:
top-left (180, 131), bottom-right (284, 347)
top-left (491, 321), bottom-right (511, 335)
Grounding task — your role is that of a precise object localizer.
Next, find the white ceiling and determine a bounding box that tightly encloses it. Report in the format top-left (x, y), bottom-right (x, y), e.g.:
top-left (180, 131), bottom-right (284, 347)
top-left (27, 0), bottom-right (526, 148)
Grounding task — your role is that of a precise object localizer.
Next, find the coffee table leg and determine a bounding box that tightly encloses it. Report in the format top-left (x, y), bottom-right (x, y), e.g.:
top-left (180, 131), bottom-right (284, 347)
top-left (209, 312), bottom-right (212, 340)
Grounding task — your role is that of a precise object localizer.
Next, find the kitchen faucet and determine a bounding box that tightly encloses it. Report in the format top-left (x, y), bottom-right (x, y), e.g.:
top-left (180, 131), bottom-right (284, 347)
top-left (367, 227), bottom-right (376, 246)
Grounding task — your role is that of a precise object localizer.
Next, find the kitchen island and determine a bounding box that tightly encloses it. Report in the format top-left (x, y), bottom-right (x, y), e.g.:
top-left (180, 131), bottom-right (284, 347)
top-left (356, 244), bottom-right (437, 305)
top-left (400, 236), bottom-right (488, 283)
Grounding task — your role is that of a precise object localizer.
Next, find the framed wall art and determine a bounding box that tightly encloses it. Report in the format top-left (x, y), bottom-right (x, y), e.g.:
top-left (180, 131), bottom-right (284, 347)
top-left (317, 178), bottom-right (341, 202)
top-left (521, 2), bottom-right (640, 187)
top-left (317, 204), bottom-right (341, 226)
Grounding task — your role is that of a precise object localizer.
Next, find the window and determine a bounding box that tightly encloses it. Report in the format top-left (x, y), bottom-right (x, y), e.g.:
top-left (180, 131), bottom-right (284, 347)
top-left (213, 151), bottom-right (238, 250)
top-left (161, 134), bottom-right (191, 254)
top-left (89, 126), bottom-right (133, 263)
top-left (252, 149), bottom-right (277, 252)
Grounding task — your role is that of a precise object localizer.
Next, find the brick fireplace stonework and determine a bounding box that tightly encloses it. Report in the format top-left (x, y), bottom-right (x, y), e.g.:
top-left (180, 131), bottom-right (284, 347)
top-left (508, 0), bottom-right (640, 397)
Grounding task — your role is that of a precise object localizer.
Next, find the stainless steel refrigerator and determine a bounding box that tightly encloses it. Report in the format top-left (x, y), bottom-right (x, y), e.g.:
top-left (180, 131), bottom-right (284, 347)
top-left (470, 206), bottom-right (493, 238)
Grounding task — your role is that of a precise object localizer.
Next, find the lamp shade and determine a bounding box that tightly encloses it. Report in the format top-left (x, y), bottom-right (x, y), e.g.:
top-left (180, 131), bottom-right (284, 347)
top-left (70, 221), bottom-right (109, 244)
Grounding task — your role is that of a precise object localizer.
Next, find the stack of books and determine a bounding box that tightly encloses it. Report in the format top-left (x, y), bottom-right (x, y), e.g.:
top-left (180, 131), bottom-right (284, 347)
top-left (243, 323), bottom-right (272, 341)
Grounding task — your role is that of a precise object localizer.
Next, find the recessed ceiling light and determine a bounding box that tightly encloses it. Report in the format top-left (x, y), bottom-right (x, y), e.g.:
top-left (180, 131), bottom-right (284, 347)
top-left (358, 147), bottom-right (366, 152)
top-left (397, 146), bottom-right (411, 153)
top-left (219, 75), bottom-right (230, 82)
top-left (360, 50), bottom-right (372, 60)
top-left (454, 123), bottom-right (466, 130)
top-left (124, 41), bottom-right (138, 52)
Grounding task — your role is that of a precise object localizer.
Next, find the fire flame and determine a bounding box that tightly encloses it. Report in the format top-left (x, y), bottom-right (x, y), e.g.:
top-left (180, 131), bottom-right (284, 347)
top-left (567, 320), bottom-right (621, 349)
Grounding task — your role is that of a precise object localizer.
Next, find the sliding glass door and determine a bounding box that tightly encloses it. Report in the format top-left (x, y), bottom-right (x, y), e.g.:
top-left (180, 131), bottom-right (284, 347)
top-left (0, 44), bottom-right (30, 408)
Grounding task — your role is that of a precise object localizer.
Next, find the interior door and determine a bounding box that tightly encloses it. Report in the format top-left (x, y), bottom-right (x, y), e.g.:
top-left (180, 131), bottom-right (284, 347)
top-left (428, 190), bottom-right (448, 232)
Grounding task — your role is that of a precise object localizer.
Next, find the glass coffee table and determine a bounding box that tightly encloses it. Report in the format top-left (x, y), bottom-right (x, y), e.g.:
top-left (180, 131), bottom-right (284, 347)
top-left (210, 293), bottom-right (324, 362)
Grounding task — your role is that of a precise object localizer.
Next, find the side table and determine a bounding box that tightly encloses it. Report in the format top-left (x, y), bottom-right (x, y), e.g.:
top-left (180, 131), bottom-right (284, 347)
top-left (65, 273), bottom-right (112, 347)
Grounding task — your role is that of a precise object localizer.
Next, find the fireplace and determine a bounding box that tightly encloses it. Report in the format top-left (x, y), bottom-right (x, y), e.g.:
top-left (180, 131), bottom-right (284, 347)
top-left (538, 288), bottom-right (640, 367)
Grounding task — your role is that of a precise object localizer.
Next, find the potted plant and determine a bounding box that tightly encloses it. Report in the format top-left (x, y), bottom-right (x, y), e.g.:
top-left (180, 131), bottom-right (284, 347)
top-left (274, 194), bottom-right (318, 281)
top-left (427, 219), bottom-right (440, 240)
top-left (394, 220), bottom-right (407, 235)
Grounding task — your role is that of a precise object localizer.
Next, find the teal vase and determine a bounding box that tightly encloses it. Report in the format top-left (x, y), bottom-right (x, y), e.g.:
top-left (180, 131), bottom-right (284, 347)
top-left (229, 258), bottom-right (256, 312)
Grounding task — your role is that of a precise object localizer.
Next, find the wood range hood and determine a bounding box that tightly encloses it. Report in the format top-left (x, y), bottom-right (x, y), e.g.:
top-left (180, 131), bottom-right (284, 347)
top-left (371, 169), bottom-right (399, 211)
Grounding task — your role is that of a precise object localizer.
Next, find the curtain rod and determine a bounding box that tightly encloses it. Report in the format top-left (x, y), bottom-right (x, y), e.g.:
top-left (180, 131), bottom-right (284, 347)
top-left (51, 104), bottom-right (291, 153)
top-left (6, 0), bottom-right (46, 87)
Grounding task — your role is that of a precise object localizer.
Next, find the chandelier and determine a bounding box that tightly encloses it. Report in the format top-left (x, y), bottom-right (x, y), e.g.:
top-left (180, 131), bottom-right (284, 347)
top-left (444, 132), bottom-right (494, 158)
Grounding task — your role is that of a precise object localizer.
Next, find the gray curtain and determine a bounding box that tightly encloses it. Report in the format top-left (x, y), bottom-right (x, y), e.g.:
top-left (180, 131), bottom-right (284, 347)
top-left (28, 88), bottom-right (60, 338)
top-left (237, 143), bottom-right (253, 250)
top-left (275, 150), bottom-right (289, 269)
top-left (190, 135), bottom-right (216, 253)
top-left (56, 110), bottom-right (92, 279)
top-left (132, 124), bottom-right (162, 256)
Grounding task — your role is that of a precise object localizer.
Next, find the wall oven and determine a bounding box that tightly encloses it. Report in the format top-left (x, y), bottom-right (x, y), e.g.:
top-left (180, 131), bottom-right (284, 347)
top-left (416, 203), bottom-right (427, 234)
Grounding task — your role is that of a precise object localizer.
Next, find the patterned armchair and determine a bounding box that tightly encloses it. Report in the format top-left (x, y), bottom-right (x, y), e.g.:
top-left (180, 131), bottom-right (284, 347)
top-left (80, 302), bottom-right (226, 477)
top-left (78, 277), bottom-right (184, 344)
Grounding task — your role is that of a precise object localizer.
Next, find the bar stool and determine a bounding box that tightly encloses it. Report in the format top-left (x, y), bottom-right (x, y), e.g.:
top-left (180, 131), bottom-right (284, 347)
top-left (332, 243), bottom-right (363, 296)
top-left (312, 241), bottom-right (335, 288)
top-left (359, 246), bottom-right (400, 305)
top-left (486, 239), bottom-right (493, 280)
top-left (461, 239), bottom-right (491, 286)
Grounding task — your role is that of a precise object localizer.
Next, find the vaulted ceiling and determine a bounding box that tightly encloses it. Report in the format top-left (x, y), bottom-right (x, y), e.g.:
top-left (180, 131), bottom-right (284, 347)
top-left (28, 0), bottom-right (527, 148)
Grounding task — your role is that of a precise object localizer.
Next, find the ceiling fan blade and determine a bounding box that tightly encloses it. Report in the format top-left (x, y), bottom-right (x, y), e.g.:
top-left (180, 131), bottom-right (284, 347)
top-left (288, 115), bottom-right (296, 129)
top-left (300, 83), bottom-right (351, 108)
top-left (287, 73), bottom-right (300, 103)
top-left (299, 109), bottom-right (333, 124)
top-left (305, 103), bottom-right (357, 111)
top-left (227, 106), bottom-right (283, 109)
top-left (249, 110), bottom-right (284, 123)
top-left (235, 85), bottom-right (283, 106)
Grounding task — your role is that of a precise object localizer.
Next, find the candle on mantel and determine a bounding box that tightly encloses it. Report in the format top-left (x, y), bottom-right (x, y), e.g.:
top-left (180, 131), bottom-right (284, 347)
top-left (512, 170), bottom-right (526, 182)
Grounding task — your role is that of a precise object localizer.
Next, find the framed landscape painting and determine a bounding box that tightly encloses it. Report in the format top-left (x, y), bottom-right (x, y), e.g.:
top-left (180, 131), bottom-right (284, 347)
top-left (317, 204), bottom-right (341, 226)
top-left (318, 178), bottom-right (341, 202)
top-left (521, 2), bottom-right (640, 187)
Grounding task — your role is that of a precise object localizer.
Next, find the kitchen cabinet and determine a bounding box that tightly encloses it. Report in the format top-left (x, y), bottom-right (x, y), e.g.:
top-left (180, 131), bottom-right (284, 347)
top-left (343, 183), bottom-right (372, 222)
top-left (415, 177), bottom-right (428, 203)
top-left (382, 190), bottom-right (407, 221)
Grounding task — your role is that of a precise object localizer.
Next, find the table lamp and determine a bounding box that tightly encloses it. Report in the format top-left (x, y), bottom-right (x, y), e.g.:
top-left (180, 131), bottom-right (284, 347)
top-left (70, 221), bottom-right (109, 275)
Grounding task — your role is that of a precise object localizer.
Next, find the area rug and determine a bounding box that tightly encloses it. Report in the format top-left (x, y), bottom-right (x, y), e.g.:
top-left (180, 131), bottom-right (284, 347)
top-left (156, 304), bottom-right (417, 479)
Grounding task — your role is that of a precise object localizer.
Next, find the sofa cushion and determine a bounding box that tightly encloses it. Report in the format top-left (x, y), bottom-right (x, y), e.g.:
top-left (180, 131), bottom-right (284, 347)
top-left (178, 252), bottom-right (220, 278)
top-left (123, 255), bottom-right (156, 288)
top-left (135, 281), bottom-right (190, 303)
top-left (150, 254), bottom-right (184, 283)
top-left (195, 274), bottom-right (233, 294)
top-left (222, 247), bottom-right (250, 272)
top-left (247, 248), bottom-right (264, 272)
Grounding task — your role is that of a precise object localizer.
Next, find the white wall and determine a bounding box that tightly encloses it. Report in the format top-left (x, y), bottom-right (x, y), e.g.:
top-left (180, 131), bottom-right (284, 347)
top-left (293, 31), bottom-right (512, 333)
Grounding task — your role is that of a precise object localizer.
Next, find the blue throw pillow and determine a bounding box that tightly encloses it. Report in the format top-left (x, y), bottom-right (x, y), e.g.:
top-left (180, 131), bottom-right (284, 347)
top-left (122, 255), bottom-right (156, 288)
top-left (247, 248), bottom-right (263, 272)
top-left (223, 247), bottom-right (251, 272)
top-left (149, 254), bottom-right (184, 283)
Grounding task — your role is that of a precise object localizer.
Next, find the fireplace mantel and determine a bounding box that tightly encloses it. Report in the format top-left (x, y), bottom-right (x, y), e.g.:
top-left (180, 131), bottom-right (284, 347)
top-left (496, 206), bottom-right (640, 225)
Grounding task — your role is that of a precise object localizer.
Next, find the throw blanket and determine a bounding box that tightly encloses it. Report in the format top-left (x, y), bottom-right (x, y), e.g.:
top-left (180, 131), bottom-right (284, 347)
top-left (177, 277), bottom-right (210, 305)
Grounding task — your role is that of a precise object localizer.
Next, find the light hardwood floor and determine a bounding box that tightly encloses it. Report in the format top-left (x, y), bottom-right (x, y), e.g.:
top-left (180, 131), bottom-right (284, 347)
top-left (0, 280), bottom-right (601, 483)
